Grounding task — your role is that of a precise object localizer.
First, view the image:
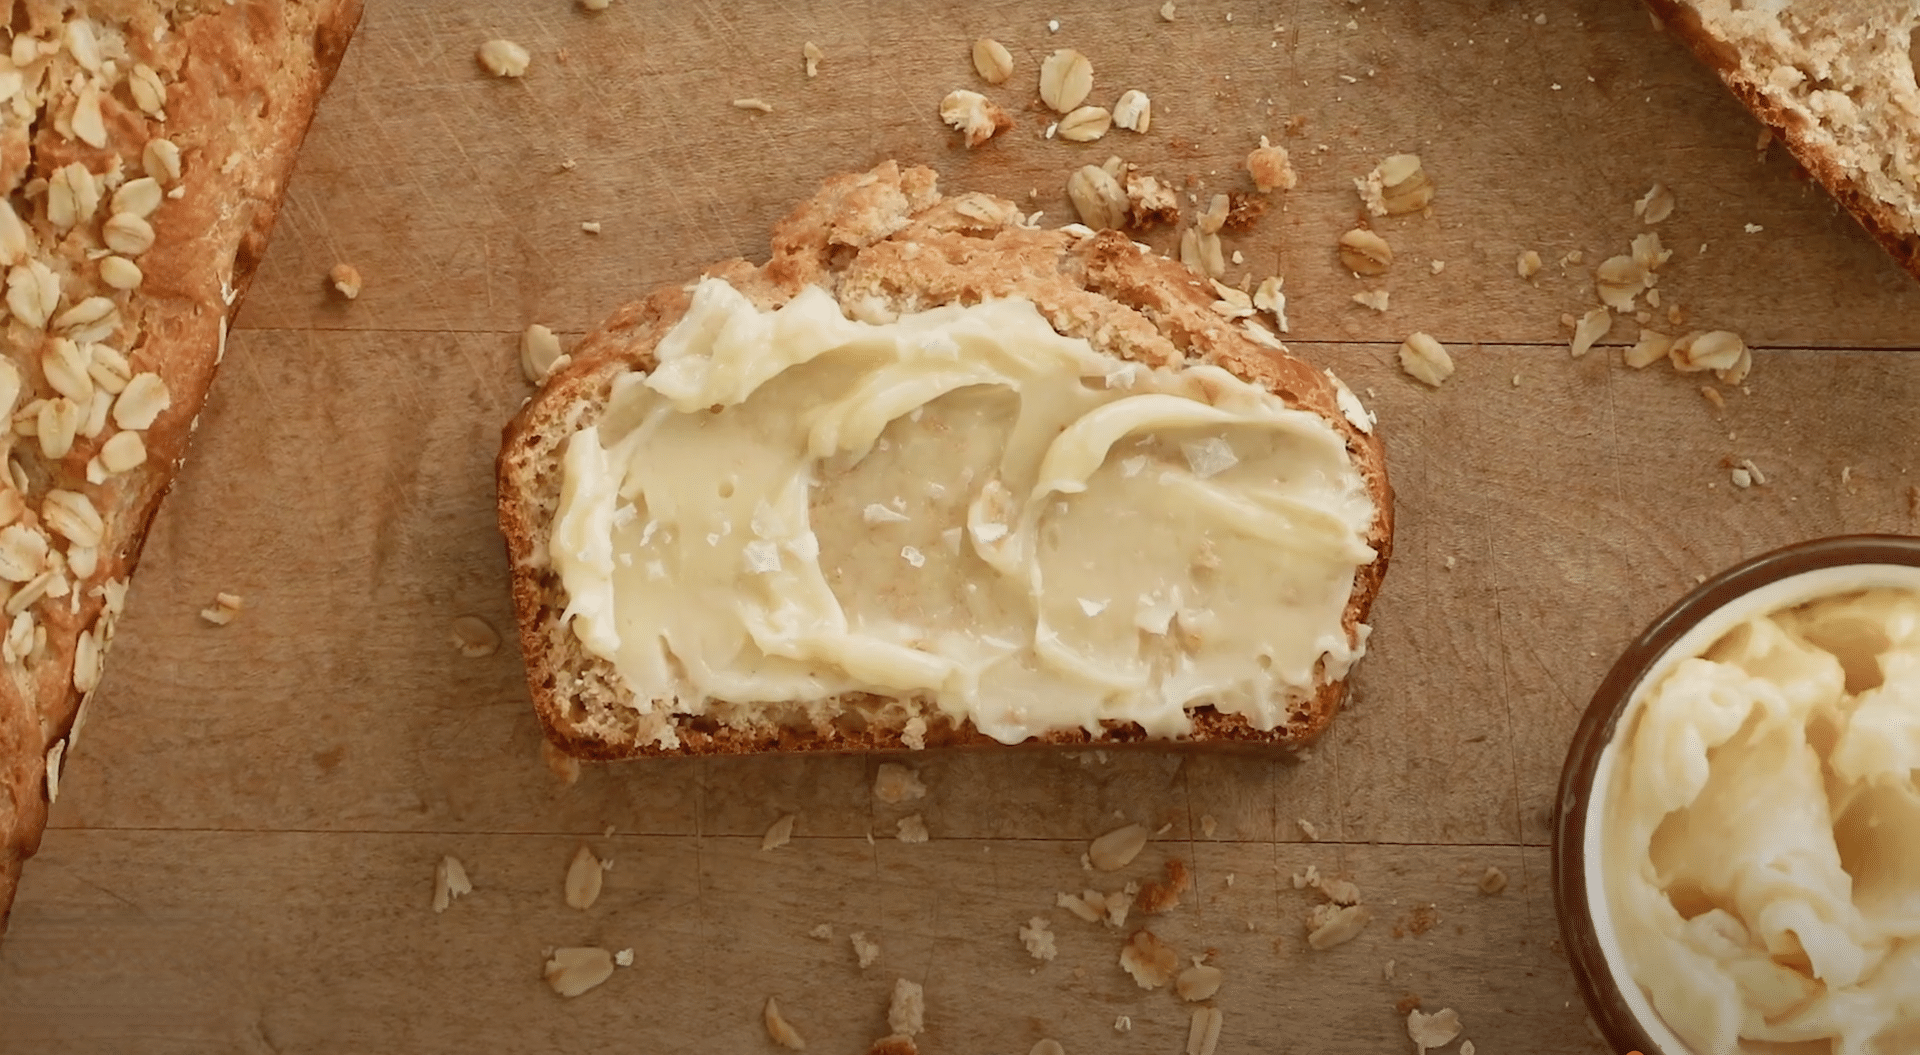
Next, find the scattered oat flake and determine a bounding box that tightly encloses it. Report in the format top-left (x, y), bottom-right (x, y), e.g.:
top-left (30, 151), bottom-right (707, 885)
top-left (1200, 814), bottom-right (1219, 838)
top-left (733, 98), bottom-right (774, 112)
top-left (803, 41), bottom-right (823, 78)
top-left (765, 996), bottom-right (807, 1050)
top-left (329, 263), bottom-right (361, 299)
top-left (1478, 865), bottom-right (1509, 895)
top-left (477, 38), bottom-right (530, 77)
top-left (1570, 307), bottom-right (1611, 358)
top-left (809, 923), bottom-right (833, 940)
top-left (896, 814), bottom-right (929, 843)
top-left (762, 814), bottom-right (797, 851)
top-left (851, 932), bottom-right (881, 968)
top-left (580, 221), bottom-right (601, 234)
top-left (1744, 223), bottom-right (1764, 233)
top-left (1399, 333), bottom-right (1454, 386)
top-left (450, 615), bottom-right (500, 657)
top-left (1306, 903), bottom-right (1372, 949)
top-left (1160, 1), bottom-right (1176, 19)
top-left (1462, 1043), bottom-right (1476, 1055)
top-left (432, 855), bottom-right (473, 913)
top-left (1176, 963), bottom-right (1224, 1001)
top-left (1352, 289), bottom-right (1390, 312)
top-left (1088, 823), bottom-right (1149, 871)
top-left (544, 947), bottom-right (615, 997)
top-left (1408, 1008), bottom-right (1463, 1053)
top-left (1186, 1006), bottom-right (1224, 1055)
top-left (200, 592), bottom-right (243, 626)
top-left (564, 844), bottom-right (604, 910)
top-left (1137, 858), bottom-right (1192, 914)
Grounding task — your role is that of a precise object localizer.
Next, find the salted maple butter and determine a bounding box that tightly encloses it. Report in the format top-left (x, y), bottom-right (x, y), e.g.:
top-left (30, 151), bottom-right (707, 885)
top-left (1599, 584), bottom-right (1920, 1054)
top-left (549, 277), bottom-right (1376, 745)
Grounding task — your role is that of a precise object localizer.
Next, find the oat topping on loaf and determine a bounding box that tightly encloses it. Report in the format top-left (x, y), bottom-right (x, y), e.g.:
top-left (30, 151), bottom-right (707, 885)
top-left (497, 162), bottom-right (1394, 761)
top-left (0, 0), bottom-right (364, 932)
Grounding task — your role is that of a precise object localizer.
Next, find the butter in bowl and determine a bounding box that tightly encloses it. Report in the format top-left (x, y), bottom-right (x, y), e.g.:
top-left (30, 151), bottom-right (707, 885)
top-left (1554, 536), bottom-right (1920, 1055)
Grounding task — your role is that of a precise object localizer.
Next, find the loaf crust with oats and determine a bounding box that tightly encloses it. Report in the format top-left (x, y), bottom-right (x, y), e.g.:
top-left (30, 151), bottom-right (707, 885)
top-left (0, 0), bottom-right (363, 932)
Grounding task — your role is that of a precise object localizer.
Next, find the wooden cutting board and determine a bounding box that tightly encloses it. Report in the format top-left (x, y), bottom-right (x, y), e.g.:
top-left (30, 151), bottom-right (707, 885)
top-left (5, 2), bottom-right (1919, 1052)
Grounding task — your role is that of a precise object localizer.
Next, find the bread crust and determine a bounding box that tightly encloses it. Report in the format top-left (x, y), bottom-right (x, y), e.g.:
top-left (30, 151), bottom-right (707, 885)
top-left (498, 163), bottom-right (1394, 761)
top-left (0, 0), bottom-right (364, 934)
top-left (1645, 0), bottom-right (1920, 281)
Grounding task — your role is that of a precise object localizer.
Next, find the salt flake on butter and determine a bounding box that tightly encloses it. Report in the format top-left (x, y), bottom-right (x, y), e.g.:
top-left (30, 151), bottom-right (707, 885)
top-left (1182, 438), bottom-right (1238, 478)
top-left (901, 546), bottom-right (926, 568)
top-left (864, 503), bottom-right (910, 524)
top-left (742, 540), bottom-right (782, 574)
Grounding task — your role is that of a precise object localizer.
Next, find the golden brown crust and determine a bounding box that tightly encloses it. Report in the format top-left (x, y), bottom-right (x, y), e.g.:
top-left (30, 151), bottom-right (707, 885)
top-left (0, 0), bottom-right (365, 934)
top-left (1645, 0), bottom-right (1920, 281)
top-left (498, 162), bottom-right (1394, 762)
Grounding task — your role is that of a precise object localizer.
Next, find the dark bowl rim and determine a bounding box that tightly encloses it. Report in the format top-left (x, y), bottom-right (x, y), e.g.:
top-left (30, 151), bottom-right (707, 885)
top-left (1549, 533), bottom-right (1920, 1055)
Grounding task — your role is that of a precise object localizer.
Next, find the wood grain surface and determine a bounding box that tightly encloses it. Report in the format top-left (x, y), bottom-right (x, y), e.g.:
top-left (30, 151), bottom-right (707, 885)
top-left (5, 1), bottom-right (1920, 1052)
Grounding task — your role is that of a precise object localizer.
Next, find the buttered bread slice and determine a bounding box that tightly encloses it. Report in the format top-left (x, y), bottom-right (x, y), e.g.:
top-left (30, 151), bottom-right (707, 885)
top-left (499, 163), bottom-right (1393, 757)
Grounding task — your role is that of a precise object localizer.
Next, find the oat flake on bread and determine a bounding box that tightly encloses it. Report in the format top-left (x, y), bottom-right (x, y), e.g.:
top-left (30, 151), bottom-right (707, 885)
top-left (497, 163), bottom-right (1394, 760)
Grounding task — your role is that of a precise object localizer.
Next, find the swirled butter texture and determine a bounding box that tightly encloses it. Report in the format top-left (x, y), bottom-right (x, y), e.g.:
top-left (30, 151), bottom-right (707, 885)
top-left (550, 277), bottom-right (1376, 745)
top-left (1606, 588), bottom-right (1920, 1054)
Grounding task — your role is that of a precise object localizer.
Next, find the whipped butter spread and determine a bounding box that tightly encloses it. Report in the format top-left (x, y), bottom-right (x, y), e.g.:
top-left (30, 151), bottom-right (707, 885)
top-left (549, 277), bottom-right (1377, 746)
top-left (1603, 587), bottom-right (1920, 1054)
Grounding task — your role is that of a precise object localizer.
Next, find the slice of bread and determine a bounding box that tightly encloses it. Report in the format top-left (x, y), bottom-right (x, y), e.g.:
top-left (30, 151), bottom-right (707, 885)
top-left (1647, 0), bottom-right (1920, 279)
top-left (498, 162), bottom-right (1394, 761)
top-left (0, 1), bottom-right (364, 933)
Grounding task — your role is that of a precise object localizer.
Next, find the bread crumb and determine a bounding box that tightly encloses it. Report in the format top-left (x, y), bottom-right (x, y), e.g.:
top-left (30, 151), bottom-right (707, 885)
top-left (901, 716), bottom-right (928, 750)
top-left (1430, 259), bottom-right (1445, 274)
top-left (1247, 135), bottom-right (1297, 192)
top-left (1119, 928), bottom-right (1179, 988)
top-left (1296, 818), bottom-right (1320, 841)
top-left (762, 814), bottom-right (797, 851)
top-left (895, 814), bottom-right (929, 843)
top-left (733, 98), bottom-right (775, 113)
top-left (328, 263), bottom-right (361, 299)
top-left (1408, 1008), bottom-right (1463, 1053)
top-left (432, 855), bottom-right (472, 913)
top-left (199, 592), bottom-right (243, 626)
top-left (873, 763), bottom-right (927, 804)
top-left (1517, 249), bottom-right (1541, 280)
top-left (803, 41), bottom-right (823, 78)
top-left (1116, 1014), bottom-right (1134, 1032)
top-left (1701, 386), bottom-right (1725, 411)
top-left (1384, 958), bottom-right (1396, 981)
top-left (851, 932), bottom-right (880, 968)
top-left (1478, 866), bottom-right (1509, 895)
top-left (1744, 223), bottom-right (1764, 233)
top-left (1019, 916), bottom-right (1058, 961)
top-left (1160, 0), bottom-right (1176, 19)
top-left (765, 996), bottom-right (807, 1050)
top-left (614, 948), bottom-right (633, 966)
top-left (888, 978), bottom-right (924, 1036)
top-left (1137, 858), bottom-right (1192, 914)
top-left (1199, 814), bottom-right (1219, 838)
top-left (1352, 289), bottom-right (1390, 312)
top-left (580, 221), bottom-right (601, 234)
top-left (808, 923), bottom-right (833, 940)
